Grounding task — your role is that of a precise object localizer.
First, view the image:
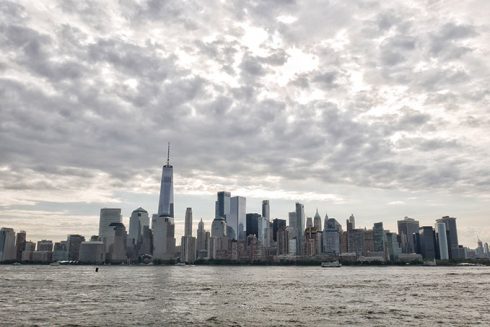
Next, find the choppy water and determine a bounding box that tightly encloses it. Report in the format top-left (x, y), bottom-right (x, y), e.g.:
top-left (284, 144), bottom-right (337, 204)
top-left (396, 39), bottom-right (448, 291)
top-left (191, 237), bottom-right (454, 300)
top-left (1, 265), bottom-right (490, 326)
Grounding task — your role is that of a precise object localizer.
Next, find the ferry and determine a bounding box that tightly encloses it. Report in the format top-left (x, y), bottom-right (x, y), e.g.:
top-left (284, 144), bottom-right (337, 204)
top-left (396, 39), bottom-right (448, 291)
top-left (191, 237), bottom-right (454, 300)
top-left (321, 261), bottom-right (342, 268)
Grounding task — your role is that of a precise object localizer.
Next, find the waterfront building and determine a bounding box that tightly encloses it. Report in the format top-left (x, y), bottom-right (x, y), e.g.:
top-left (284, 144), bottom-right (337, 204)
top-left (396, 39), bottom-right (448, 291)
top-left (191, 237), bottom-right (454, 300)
top-left (152, 215), bottom-right (176, 261)
top-left (37, 240), bottom-right (53, 252)
top-left (0, 227), bottom-right (16, 262)
top-left (229, 196), bottom-right (246, 241)
top-left (109, 222), bottom-right (127, 263)
top-left (79, 241), bottom-right (105, 264)
top-left (53, 241), bottom-right (68, 261)
top-left (181, 235), bottom-right (196, 263)
top-left (181, 208), bottom-right (196, 263)
top-left (15, 231), bottom-right (26, 262)
top-left (436, 222), bottom-right (449, 260)
top-left (348, 229), bottom-right (364, 257)
top-left (416, 226), bottom-right (437, 260)
top-left (385, 232), bottom-right (402, 262)
top-left (397, 217), bottom-right (420, 253)
top-left (158, 143), bottom-right (174, 218)
top-left (373, 222), bottom-right (385, 253)
top-left (32, 251), bottom-right (53, 263)
top-left (323, 218), bottom-right (341, 256)
top-left (67, 234), bottom-right (85, 261)
top-left (98, 208), bottom-right (122, 253)
top-left (436, 216), bottom-right (462, 259)
top-left (314, 210), bottom-right (322, 231)
top-left (138, 225), bottom-right (153, 256)
top-left (295, 203), bottom-right (305, 256)
top-left (128, 207), bottom-right (149, 248)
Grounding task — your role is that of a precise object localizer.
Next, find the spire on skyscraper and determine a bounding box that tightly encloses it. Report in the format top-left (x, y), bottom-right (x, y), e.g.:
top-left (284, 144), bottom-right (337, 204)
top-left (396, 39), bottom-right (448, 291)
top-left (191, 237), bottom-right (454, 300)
top-left (166, 142), bottom-right (170, 167)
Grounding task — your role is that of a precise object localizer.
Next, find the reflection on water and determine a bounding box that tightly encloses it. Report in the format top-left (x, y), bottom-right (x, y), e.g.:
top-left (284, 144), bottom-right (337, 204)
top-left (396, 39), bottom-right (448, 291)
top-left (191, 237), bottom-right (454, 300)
top-left (1, 265), bottom-right (490, 326)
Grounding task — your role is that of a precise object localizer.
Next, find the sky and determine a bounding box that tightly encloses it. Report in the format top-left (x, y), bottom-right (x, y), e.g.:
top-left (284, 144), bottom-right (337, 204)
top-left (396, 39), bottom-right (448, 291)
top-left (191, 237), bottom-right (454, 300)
top-left (0, 0), bottom-right (489, 246)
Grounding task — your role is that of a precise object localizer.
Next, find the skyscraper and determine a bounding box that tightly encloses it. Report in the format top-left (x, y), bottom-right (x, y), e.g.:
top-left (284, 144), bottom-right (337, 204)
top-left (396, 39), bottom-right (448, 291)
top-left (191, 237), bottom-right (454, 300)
top-left (216, 191), bottom-right (231, 220)
top-left (99, 208), bottom-right (122, 252)
top-left (229, 196), bottom-right (246, 240)
top-left (196, 219), bottom-right (207, 259)
top-left (184, 208), bottom-right (192, 237)
top-left (272, 219), bottom-right (286, 242)
top-left (436, 216), bottom-right (460, 259)
top-left (67, 234), bottom-right (85, 261)
top-left (157, 143), bottom-right (174, 218)
top-left (436, 222), bottom-right (449, 260)
top-left (262, 200), bottom-right (270, 221)
top-left (416, 226), bottom-right (437, 260)
top-left (15, 230), bottom-right (26, 262)
top-left (313, 210), bottom-right (322, 231)
top-left (0, 228), bottom-right (16, 262)
top-left (153, 145), bottom-right (176, 261)
top-left (323, 218), bottom-right (341, 256)
top-left (295, 203), bottom-right (305, 256)
top-left (397, 217), bottom-right (420, 253)
top-left (128, 207), bottom-right (149, 248)
top-left (373, 222), bottom-right (385, 253)
top-left (288, 212), bottom-right (297, 241)
top-left (246, 213), bottom-right (260, 237)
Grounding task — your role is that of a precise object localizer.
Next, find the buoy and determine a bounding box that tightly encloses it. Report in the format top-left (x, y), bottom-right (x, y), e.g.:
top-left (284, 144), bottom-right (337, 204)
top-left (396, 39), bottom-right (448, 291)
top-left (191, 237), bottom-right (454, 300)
top-left (95, 267), bottom-right (99, 272)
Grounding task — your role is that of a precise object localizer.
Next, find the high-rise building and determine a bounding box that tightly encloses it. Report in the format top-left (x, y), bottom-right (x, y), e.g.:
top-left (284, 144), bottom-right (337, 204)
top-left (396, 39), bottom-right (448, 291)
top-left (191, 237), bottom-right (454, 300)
top-left (153, 146), bottom-right (176, 262)
top-left (313, 210), bottom-right (322, 231)
top-left (67, 234), bottom-right (85, 261)
top-left (306, 217), bottom-right (313, 228)
top-left (15, 231), bottom-right (26, 262)
top-left (436, 216), bottom-right (460, 259)
top-left (373, 222), bottom-right (385, 253)
top-left (229, 196), bottom-right (246, 241)
top-left (347, 214), bottom-right (355, 230)
top-left (385, 232), bottom-right (402, 262)
top-left (109, 223), bottom-right (127, 263)
top-left (158, 143), bottom-right (174, 218)
top-left (397, 217), bottom-right (419, 253)
top-left (323, 218), bottom-right (341, 256)
top-left (216, 191), bottom-right (231, 220)
top-left (277, 226), bottom-right (289, 255)
top-left (0, 228), bottom-right (16, 262)
top-left (295, 203), bottom-right (305, 256)
top-left (416, 226), bottom-right (437, 260)
top-left (79, 241), bottom-right (105, 264)
top-left (181, 208), bottom-right (196, 263)
top-left (128, 207), bottom-right (149, 248)
top-left (288, 212), bottom-right (297, 241)
top-left (99, 208), bottom-right (122, 252)
top-left (436, 222), bottom-right (449, 260)
top-left (272, 219), bottom-right (286, 242)
top-left (348, 229), bottom-right (364, 256)
top-left (184, 208), bottom-right (192, 237)
top-left (152, 214), bottom-right (176, 261)
top-left (53, 241), bottom-right (68, 261)
top-left (196, 219), bottom-right (207, 258)
top-left (262, 200), bottom-right (270, 221)
top-left (246, 213), bottom-right (260, 237)
top-left (37, 240), bottom-right (53, 252)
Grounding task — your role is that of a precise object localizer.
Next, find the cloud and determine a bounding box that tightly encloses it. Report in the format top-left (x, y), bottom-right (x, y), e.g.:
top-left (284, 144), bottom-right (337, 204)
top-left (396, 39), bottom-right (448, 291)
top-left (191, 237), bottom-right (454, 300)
top-left (0, 0), bottom-right (489, 246)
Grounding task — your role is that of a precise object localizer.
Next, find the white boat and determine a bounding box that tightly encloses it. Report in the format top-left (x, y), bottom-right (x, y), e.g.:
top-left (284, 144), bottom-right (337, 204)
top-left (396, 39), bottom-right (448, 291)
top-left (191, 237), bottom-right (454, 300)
top-left (321, 261), bottom-right (342, 268)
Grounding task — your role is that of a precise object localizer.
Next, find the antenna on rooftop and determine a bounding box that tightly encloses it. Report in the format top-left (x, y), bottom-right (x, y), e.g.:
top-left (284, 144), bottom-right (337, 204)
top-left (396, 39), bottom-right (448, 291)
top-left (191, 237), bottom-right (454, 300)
top-left (167, 142), bottom-right (170, 166)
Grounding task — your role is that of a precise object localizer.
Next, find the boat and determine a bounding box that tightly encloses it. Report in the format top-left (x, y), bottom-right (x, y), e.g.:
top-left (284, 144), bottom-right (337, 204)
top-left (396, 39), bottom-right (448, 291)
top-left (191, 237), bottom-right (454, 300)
top-left (321, 261), bottom-right (342, 268)
top-left (175, 262), bottom-right (186, 266)
top-left (423, 260), bottom-right (436, 266)
top-left (50, 262), bottom-right (60, 266)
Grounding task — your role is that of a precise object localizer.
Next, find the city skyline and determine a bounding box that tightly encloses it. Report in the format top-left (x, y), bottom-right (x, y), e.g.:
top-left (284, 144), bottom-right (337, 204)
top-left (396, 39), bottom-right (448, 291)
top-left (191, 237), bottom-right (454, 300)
top-left (1, 0), bottom-right (489, 246)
